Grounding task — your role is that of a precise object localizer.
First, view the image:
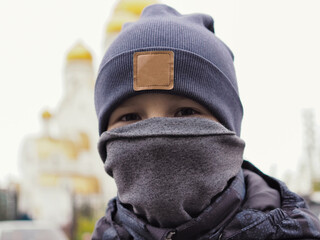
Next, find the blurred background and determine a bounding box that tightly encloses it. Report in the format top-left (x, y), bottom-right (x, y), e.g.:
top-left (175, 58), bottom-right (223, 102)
top-left (1, 0), bottom-right (320, 239)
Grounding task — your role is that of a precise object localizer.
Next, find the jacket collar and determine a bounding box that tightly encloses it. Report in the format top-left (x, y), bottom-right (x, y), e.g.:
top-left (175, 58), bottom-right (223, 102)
top-left (241, 160), bottom-right (306, 210)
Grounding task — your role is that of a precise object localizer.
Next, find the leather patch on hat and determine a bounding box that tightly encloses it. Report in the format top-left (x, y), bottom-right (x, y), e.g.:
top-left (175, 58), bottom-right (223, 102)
top-left (133, 51), bottom-right (174, 91)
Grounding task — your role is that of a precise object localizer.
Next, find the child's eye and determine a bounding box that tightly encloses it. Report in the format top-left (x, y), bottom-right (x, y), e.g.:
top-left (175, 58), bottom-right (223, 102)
top-left (175, 108), bottom-right (199, 117)
top-left (120, 113), bottom-right (141, 121)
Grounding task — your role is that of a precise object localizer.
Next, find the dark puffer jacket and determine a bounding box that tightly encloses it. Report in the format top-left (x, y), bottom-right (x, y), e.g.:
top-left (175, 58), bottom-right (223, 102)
top-left (92, 161), bottom-right (320, 240)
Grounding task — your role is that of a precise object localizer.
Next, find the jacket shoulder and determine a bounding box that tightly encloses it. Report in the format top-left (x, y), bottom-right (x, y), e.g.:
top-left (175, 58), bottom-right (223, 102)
top-left (91, 216), bottom-right (115, 240)
top-left (222, 161), bottom-right (320, 240)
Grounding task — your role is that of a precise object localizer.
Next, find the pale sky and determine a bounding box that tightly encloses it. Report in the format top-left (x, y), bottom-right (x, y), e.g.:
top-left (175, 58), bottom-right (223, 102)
top-left (1, 0), bottom-right (320, 187)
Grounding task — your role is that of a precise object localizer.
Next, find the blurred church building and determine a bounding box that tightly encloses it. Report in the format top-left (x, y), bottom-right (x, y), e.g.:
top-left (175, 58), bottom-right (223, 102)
top-left (17, 0), bottom-right (158, 233)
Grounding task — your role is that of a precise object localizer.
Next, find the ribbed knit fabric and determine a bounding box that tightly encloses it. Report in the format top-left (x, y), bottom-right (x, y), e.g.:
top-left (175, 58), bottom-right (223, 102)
top-left (99, 117), bottom-right (245, 228)
top-left (95, 4), bottom-right (243, 135)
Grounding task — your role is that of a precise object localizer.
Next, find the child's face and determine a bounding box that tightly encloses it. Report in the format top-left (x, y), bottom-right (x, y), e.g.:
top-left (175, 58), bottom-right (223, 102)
top-left (107, 93), bottom-right (218, 130)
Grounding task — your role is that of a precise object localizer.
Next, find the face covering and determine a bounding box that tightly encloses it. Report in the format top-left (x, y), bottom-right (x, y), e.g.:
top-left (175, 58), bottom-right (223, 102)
top-left (98, 117), bottom-right (245, 228)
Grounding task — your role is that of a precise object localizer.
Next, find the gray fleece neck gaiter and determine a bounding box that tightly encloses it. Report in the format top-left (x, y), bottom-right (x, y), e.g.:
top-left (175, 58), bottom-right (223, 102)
top-left (98, 117), bottom-right (245, 228)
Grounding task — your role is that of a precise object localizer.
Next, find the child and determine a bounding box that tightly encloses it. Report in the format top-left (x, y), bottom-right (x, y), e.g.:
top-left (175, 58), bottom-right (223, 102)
top-left (92, 4), bottom-right (320, 240)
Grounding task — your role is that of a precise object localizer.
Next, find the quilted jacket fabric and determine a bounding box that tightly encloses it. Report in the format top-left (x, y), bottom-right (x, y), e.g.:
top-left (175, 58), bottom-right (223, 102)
top-left (92, 161), bottom-right (320, 240)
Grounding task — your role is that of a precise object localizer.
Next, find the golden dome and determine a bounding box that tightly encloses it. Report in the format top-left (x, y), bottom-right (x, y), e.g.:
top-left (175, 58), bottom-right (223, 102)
top-left (106, 0), bottom-right (158, 33)
top-left (66, 42), bottom-right (93, 62)
top-left (42, 110), bottom-right (52, 120)
top-left (106, 11), bottom-right (138, 33)
top-left (115, 0), bottom-right (158, 15)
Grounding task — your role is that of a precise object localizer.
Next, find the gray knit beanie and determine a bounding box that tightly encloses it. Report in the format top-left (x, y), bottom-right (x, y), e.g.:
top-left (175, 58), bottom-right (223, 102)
top-left (95, 4), bottom-right (243, 135)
